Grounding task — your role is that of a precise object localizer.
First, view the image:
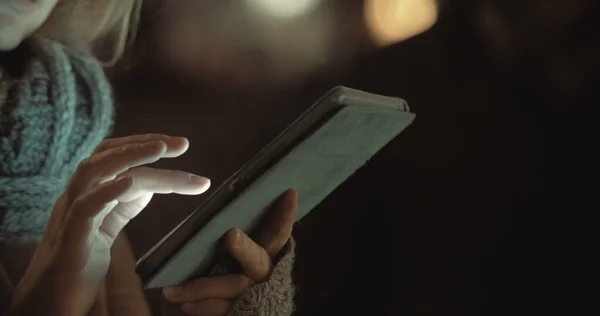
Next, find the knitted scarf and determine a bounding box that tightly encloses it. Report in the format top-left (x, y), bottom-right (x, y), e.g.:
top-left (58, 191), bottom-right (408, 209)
top-left (0, 38), bottom-right (114, 243)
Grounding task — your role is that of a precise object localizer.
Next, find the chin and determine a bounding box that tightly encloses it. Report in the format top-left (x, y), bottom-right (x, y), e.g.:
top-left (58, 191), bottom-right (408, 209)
top-left (0, 32), bottom-right (25, 52)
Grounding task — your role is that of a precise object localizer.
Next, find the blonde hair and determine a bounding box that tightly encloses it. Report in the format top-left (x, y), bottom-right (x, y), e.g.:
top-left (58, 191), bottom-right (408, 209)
top-left (38, 0), bottom-right (143, 66)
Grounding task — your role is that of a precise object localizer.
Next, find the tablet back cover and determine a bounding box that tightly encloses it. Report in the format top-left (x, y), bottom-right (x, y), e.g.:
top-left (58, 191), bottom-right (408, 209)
top-left (145, 91), bottom-right (415, 288)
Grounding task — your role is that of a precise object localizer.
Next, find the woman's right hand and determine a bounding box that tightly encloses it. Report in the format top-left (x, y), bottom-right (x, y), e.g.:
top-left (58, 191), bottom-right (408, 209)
top-left (7, 134), bottom-right (211, 316)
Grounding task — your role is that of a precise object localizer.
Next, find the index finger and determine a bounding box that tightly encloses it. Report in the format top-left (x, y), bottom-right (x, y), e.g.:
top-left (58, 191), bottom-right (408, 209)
top-left (254, 189), bottom-right (298, 258)
top-left (94, 134), bottom-right (189, 158)
top-left (67, 141), bottom-right (166, 199)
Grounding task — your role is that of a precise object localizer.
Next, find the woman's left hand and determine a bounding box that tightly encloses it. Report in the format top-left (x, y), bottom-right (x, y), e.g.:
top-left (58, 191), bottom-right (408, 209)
top-left (162, 190), bottom-right (298, 316)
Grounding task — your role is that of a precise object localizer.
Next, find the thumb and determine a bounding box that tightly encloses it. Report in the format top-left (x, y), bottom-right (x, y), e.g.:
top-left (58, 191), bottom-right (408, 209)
top-left (224, 229), bottom-right (272, 282)
top-left (254, 189), bottom-right (298, 258)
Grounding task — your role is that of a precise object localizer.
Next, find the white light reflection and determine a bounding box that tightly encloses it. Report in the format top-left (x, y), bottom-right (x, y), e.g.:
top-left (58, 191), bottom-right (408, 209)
top-left (244, 0), bottom-right (321, 19)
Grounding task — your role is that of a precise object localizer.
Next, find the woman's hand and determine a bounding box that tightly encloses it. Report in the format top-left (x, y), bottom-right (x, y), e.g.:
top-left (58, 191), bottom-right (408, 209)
top-left (162, 190), bottom-right (298, 316)
top-left (9, 134), bottom-right (211, 316)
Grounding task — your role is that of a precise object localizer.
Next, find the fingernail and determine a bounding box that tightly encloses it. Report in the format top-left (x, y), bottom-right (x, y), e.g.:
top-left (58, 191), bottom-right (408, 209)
top-left (163, 286), bottom-right (181, 297)
top-left (166, 137), bottom-right (189, 147)
top-left (169, 136), bottom-right (188, 142)
top-left (189, 175), bottom-right (210, 184)
top-left (234, 229), bottom-right (244, 245)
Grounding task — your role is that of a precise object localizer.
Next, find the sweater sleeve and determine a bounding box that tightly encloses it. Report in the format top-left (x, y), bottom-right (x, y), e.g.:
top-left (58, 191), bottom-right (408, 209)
top-left (208, 239), bottom-right (296, 316)
top-left (230, 238), bottom-right (295, 316)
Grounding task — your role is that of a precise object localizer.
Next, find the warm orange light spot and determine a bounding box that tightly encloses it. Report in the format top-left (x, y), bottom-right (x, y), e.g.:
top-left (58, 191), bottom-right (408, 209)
top-left (365, 0), bottom-right (438, 46)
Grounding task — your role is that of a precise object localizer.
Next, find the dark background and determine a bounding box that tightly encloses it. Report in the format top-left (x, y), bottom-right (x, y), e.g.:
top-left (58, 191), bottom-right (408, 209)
top-left (113, 0), bottom-right (600, 315)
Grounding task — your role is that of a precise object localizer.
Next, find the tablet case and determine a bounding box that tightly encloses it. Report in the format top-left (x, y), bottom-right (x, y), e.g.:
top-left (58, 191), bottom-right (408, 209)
top-left (139, 87), bottom-right (416, 288)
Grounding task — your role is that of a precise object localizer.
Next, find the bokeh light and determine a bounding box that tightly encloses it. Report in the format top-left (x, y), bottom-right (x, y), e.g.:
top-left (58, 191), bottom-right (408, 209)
top-left (244, 0), bottom-right (322, 19)
top-left (156, 0), bottom-right (335, 88)
top-left (365, 0), bottom-right (438, 46)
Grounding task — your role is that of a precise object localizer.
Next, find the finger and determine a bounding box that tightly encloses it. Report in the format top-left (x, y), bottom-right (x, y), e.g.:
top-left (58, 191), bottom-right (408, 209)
top-left (98, 199), bottom-right (145, 241)
top-left (181, 299), bottom-right (232, 316)
top-left (99, 168), bottom-right (211, 239)
top-left (162, 274), bottom-right (253, 303)
top-left (68, 140), bottom-right (167, 197)
top-left (254, 189), bottom-right (298, 258)
top-left (43, 193), bottom-right (71, 245)
top-left (224, 229), bottom-right (271, 282)
top-left (60, 176), bottom-right (135, 265)
top-left (117, 167), bottom-right (211, 202)
top-left (95, 135), bottom-right (189, 158)
top-left (94, 134), bottom-right (169, 153)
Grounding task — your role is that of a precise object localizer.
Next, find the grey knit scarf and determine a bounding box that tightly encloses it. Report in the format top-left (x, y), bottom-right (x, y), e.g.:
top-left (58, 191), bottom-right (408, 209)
top-left (0, 38), bottom-right (114, 243)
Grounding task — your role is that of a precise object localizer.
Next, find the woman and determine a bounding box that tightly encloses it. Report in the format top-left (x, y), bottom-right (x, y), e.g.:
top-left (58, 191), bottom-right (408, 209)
top-left (0, 0), bottom-right (296, 315)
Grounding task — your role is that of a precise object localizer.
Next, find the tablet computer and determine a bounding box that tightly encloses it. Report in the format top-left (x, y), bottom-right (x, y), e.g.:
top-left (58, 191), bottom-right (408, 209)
top-left (136, 86), bottom-right (416, 288)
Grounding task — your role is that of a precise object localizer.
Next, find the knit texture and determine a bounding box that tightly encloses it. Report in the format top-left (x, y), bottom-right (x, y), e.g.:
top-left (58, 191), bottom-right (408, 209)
top-left (160, 239), bottom-right (296, 316)
top-left (0, 38), bottom-right (114, 243)
top-left (228, 239), bottom-right (296, 316)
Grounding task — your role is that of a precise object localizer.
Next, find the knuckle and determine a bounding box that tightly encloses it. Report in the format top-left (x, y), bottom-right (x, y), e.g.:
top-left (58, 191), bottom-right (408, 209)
top-left (68, 158), bottom-right (93, 195)
top-left (68, 196), bottom-right (91, 220)
top-left (66, 180), bottom-right (79, 198)
top-left (262, 226), bottom-right (286, 247)
top-left (94, 140), bottom-right (111, 153)
top-left (76, 157), bottom-right (93, 174)
top-left (70, 194), bottom-right (88, 211)
top-left (233, 275), bottom-right (253, 289)
top-left (276, 229), bottom-right (291, 244)
top-left (259, 250), bottom-right (271, 270)
top-left (118, 144), bottom-right (130, 153)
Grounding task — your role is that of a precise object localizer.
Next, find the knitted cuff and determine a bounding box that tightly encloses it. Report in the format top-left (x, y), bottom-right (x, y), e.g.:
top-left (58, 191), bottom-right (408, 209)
top-left (208, 240), bottom-right (296, 316)
top-left (229, 238), bottom-right (296, 316)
